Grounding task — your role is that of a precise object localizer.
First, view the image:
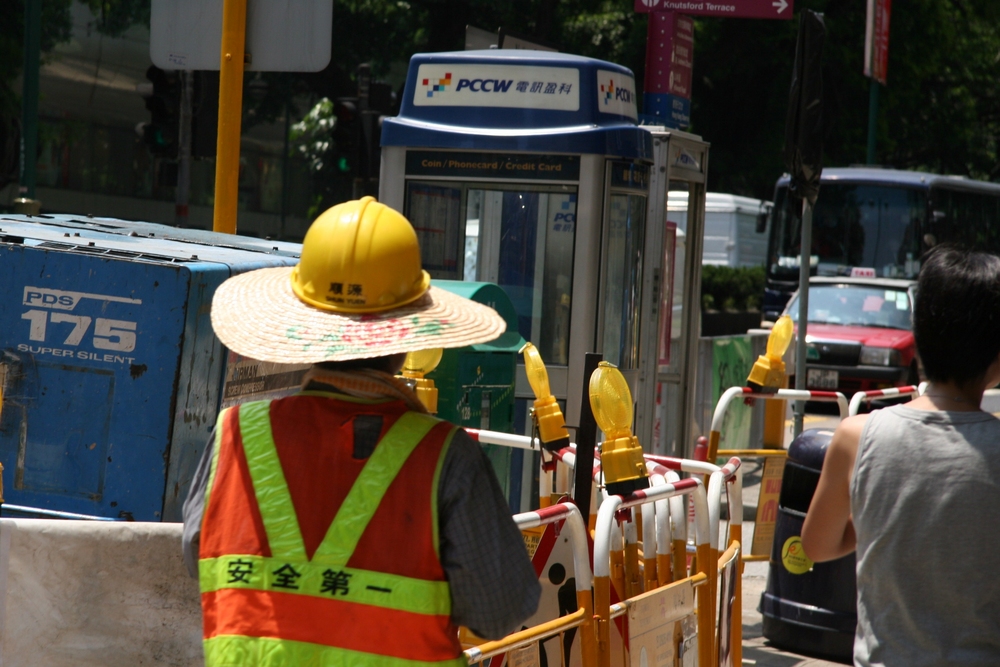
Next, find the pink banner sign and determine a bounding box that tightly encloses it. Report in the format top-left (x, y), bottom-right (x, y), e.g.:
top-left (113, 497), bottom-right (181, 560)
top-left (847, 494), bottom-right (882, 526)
top-left (645, 13), bottom-right (694, 97)
top-left (635, 0), bottom-right (794, 20)
top-left (864, 0), bottom-right (891, 84)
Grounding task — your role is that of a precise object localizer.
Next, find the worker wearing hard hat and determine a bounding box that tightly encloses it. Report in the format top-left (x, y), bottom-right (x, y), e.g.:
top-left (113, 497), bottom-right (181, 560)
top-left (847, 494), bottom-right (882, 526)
top-left (182, 197), bottom-right (540, 666)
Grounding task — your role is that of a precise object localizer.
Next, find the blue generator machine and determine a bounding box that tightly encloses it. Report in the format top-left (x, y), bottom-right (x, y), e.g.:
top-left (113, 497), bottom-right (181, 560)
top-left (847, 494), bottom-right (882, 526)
top-left (0, 214), bottom-right (303, 521)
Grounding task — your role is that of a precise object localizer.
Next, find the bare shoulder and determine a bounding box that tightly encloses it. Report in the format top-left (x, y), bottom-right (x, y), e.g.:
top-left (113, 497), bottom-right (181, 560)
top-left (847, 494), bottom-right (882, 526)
top-left (827, 413), bottom-right (867, 472)
top-left (835, 413), bottom-right (867, 443)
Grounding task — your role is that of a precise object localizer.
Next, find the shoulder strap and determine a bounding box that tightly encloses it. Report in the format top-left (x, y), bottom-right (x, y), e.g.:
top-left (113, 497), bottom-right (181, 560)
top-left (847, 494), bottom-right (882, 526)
top-left (312, 411), bottom-right (440, 564)
top-left (239, 400), bottom-right (308, 560)
top-left (239, 401), bottom-right (441, 564)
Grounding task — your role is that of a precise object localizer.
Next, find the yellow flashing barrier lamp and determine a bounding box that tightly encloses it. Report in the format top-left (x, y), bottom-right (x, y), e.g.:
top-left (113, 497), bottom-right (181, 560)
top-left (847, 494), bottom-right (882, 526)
top-left (589, 361), bottom-right (649, 496)
top-left (747, 315), bottom-right (794, 392)
top-left (748, 315), bottom-right (793, 448)
top-left (521, 342), bottom-right (570, 452)
top-left (400, 348), bottom-right (443, 414)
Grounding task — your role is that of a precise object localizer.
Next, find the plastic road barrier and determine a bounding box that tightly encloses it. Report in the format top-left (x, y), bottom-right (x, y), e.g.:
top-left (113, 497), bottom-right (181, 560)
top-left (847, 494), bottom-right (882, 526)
top-left (464, 501), bottom-right (595, 666)
top-left (594, 457), bottom-right (742, 667)
top-left (711, 387), bottom-right (847, 562)
top-left (469, 426), bottom-right (747, 667)
top-left (708, 387), bottom-right (849, 462)
top-left (594, 476), bottom-right (709, 667)
top-left (848, 385), bottom-right (921, 416)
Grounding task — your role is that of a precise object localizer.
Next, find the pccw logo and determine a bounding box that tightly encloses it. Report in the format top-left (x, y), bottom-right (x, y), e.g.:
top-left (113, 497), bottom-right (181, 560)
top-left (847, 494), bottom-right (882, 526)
top-left (600, 78), bottom-right (634, 106)
top-left (422, 72), bottom-right (453, 97)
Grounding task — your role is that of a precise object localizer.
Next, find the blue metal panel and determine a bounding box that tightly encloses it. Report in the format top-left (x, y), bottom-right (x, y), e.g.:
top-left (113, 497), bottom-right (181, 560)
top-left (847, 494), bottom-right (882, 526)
top-left (382, 50), bottom-right (653, 160)
top-left (0, 215), bottom-right (300, 521)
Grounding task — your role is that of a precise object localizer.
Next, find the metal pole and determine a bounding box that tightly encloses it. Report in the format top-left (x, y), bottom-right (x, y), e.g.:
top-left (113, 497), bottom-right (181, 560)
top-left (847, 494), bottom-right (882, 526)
top-left (573, 353), bottom-right (602, 519)
top-left (20, 0), bottom-right (41, 201)
top-left (793, 198), bottom-right (813, 437)
top-left (212, 0), bottom-right (248, 234)
top-left (176, 71), bottom-right (193, 227)
top-left (866, 80), bottom-right (879, 165)
top-left (280, 98), bottom-right (290, 239)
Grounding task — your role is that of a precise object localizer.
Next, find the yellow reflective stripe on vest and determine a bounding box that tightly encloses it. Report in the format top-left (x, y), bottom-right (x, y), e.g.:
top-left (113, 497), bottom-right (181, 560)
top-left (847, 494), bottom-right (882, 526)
top-left (238, 402), bottom-right (441, 565)
top-left (312, 411), bottom-right (440, 564)
top-left (238, 401), bottom-right (307, 560)
top-left (199, 555), bottom-right (451, 616)
top-left (204, 635), bottom-right (467, 667)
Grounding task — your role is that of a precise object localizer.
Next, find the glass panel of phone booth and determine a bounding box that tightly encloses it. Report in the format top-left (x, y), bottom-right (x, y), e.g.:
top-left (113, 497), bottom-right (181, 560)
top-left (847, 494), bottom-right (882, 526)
top-left (600, 161), bottom-right (649, 371)
top-left (405, 182), bottom-right (577, 367)
top-left (406, 182), bottom-right (464, 280)
top-left (602, 192), bottom-right (646, 369)
top-left (662, 182), bottom-right (691, 376)
top-left (655, 181), bottom-right (693, 457)
top-left (659, 221), bottom-right (678, 369)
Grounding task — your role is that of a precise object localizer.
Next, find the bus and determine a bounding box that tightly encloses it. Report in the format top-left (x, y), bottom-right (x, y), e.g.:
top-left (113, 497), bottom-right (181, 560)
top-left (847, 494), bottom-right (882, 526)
top-left (763, 167), bottom-right (1000, 322)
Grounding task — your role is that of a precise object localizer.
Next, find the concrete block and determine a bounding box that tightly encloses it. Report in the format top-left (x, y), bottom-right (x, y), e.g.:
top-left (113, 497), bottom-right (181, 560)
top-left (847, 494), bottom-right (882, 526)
top-left (0, 519), bottom-right (202, 666)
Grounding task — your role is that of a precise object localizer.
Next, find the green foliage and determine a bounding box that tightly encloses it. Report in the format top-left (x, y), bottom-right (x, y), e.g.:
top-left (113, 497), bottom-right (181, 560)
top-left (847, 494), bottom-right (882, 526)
top-left (82, 0), bottom-right (150, 38)
top-left (0, 0), bottom-right (73, 187)
top-left (701, 265), bottom-right (766, 312)
top-left (291, 99), bottom-right (337, 172)
top-left (691, 0), bottom-right (1000, 198)
top-left (0, 0), bottom-right (73, 92)
top-left (289, 98), bottom-right (349, 219)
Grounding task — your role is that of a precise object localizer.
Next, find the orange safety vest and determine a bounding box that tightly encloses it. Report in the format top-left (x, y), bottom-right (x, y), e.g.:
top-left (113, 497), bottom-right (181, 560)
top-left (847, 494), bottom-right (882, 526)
top-left (197, 391), bottom-right (465, 667)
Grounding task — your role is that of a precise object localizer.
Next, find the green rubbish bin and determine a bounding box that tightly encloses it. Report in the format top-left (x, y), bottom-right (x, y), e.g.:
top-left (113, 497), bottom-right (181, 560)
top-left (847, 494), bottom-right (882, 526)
top-left (431, 281), bottom-right (526, 510)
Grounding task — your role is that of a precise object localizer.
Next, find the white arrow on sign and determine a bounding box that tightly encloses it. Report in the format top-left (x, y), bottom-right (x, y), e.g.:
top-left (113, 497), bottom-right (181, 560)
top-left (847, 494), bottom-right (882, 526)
top-left (772, 0), bottom-right (789, 12)
top-left (642, 0), bottom-right (660, 7)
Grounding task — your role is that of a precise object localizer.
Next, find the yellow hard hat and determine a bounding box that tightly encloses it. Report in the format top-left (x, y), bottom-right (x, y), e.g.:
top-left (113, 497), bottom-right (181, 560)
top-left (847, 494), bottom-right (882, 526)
top-left (291, 197), bottom-right (431, 313)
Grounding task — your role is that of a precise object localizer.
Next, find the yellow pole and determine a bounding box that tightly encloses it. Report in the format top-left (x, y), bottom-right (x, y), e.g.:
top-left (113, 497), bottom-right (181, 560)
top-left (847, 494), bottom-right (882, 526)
top-left (577, 589), bottom-right (597, 667)
top-left (595, 576), bottom-right (611, 667)
top-left (643, 554), bottom-right (658, 592)
top-left (624, 540), bottom-right (642, 598)
top-left (671, 538), bottom-right (687, 583)
top-left (696, 543), bottom-right (715, 667)
top-left (706, 430), bottom-right (721, 465)
top-left (657, 551), bottom-right (672, 587)
top-left (763, 377), bottom-right (789, 448)
top-left (730, 530), bottom-right (743, 667)
top-left (212, 0), bottom-right (248, 234)
top-left (610, 548), bottom-right (626, 600)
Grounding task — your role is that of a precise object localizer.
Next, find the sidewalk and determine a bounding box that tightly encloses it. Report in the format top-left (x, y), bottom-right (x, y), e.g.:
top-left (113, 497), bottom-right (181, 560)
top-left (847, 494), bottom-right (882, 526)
top-left (741, 552), bottom-right (847, 666)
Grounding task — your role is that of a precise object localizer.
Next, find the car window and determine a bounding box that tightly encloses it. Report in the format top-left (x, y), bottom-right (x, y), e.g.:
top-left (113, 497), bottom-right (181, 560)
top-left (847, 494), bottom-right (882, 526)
top-left (787, 284), bottom-right (913, 330)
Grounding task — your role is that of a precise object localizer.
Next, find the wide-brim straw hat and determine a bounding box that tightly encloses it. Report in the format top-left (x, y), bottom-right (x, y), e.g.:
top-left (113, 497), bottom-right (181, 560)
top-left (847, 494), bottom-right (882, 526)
top-left (211, 266), bottom-right (507, 364)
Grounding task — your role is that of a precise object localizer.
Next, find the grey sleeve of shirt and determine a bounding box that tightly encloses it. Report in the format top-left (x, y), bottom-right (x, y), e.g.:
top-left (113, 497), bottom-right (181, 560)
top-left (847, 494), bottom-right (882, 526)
top-left (180, 424), bottom-right (541, 639)
top-left (438, 429), bottom-right (541, 640)
top-left (181, 431), bottom-right (215, 578)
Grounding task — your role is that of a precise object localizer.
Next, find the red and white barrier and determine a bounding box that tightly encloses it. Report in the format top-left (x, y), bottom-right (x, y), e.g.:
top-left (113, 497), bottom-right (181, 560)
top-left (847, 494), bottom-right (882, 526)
top-left (848, 385), bottom-right (921, 416)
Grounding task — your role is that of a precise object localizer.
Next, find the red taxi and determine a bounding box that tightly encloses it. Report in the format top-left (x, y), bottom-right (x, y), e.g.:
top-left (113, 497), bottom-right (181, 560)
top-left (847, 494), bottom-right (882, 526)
top-left (784, 277), bottom-right (919, 394)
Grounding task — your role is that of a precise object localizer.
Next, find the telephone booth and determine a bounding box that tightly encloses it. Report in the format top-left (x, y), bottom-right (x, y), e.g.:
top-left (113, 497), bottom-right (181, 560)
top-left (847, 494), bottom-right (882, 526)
top-left (380, 50), bottom-right (708, 464)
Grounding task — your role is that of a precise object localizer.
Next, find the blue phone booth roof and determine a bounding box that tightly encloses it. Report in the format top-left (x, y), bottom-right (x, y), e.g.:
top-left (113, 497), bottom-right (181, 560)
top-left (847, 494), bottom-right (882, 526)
top-left (382, 50), bottom-right (653, 160)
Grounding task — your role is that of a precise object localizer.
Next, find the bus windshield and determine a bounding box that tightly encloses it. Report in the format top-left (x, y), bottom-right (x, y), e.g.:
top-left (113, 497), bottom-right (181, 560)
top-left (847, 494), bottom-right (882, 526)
top-left (770, 183), bottom-right (926, 280)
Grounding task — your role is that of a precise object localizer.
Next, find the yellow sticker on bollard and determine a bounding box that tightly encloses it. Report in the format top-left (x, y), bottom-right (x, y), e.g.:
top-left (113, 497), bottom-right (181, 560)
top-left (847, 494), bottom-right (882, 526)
top-left (781, 536), bottom-right (814, 574)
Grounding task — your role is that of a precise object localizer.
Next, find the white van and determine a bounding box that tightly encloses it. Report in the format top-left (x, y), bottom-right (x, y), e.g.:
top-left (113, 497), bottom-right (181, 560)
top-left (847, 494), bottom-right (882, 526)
top-left (668, 192), bottom-right (771, 267)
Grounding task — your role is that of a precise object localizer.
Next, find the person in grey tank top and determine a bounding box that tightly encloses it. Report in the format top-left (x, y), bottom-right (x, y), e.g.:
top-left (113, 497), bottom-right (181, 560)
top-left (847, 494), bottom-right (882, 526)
top-left (802, 245), bottom-right (1000, 667)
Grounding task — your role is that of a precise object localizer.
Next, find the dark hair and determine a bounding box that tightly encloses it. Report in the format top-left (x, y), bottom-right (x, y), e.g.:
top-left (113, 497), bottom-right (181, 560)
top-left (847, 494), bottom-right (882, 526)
top-left (913, 245), bottom-right (1000, 385)
top-left (314, 353), bottom-right (407, 374)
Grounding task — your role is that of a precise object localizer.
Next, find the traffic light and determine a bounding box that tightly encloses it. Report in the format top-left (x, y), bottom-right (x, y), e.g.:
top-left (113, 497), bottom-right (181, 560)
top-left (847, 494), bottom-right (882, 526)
top-left (139, 65), bottom-right (180, 158)
top-left (362, 82), bottom-right (394, 181)
top-left (191, 71), bottom-right (219, 159)
top-left (332, 97), bottom-right (360, 173)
